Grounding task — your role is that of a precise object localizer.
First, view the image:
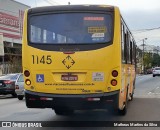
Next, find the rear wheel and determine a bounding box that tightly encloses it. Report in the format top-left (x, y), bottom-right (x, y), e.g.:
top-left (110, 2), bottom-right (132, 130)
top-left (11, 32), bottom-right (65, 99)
top-left (118, 89), bottom-right (128, 115)
top-left (153, 75), bottom-right (155, 77)
top-left (17, 95), bottom-right (24, 100)
top-left (129, 84), bottom-right (135, 101)
top-left (54, 108), bottom-right (74, 115)
top-left (129, 93), bottom-right (134, 101)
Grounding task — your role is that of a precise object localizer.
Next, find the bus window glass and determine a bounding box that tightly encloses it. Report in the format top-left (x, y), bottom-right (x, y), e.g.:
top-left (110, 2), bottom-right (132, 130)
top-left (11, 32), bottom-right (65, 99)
top-left (133, 43), bottom-right (136, 64)
top-left (29, 13), bottom-right (113, 44)
top-left (124, 32), bottom-right (127, 64)
top-left (121, 23), bottom-right (125, 63)
top-left (130, 40), bottom-right (133, 64)
top-left (128, 35), bottom-right (131, 64)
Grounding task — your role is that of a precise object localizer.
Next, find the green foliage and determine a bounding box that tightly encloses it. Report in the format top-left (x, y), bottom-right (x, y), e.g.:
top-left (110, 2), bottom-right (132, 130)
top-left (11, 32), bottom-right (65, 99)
top-left (144, 52), bottom-right (152, 69)
top-left (152, 53), bottom-right (160, 67)
top-left (144, 52), bottom-right (160, 68)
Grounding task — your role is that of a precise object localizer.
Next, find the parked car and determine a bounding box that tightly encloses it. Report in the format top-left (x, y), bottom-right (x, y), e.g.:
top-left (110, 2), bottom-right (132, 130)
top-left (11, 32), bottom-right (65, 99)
top-left (0, 73), bottom-right (21, 97)
top-left (152, 67), bottom-right (160, 77)
top-left (15, 74), bottom-right (24, 100)
top-left (146, 68), bottom-right (152, 74)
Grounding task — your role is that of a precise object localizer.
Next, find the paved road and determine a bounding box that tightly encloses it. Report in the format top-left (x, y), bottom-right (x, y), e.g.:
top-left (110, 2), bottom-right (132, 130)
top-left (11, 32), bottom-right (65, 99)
top-left (135, 74), bottom-right (160, 98)
top-left (0, 74), bottom-right (160, 130)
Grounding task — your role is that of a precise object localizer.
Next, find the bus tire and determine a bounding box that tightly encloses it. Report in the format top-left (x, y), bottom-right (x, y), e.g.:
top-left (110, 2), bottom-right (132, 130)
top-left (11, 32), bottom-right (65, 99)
top-left (118, 89), bottom-right (128, 115)
top-left (129, 81), bottom-right (135, 101)
top-left (129, 88), bottom-right (134, 101)
top-left (129, 93), bottom-right (133, 101)
top-left (54, 108), bottom-right (74, 115)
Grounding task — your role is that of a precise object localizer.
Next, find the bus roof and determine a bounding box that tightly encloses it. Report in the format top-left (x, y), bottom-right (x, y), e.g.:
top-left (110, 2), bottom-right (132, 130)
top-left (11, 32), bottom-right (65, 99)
top-left (28, 5), bottom-right (115, 14)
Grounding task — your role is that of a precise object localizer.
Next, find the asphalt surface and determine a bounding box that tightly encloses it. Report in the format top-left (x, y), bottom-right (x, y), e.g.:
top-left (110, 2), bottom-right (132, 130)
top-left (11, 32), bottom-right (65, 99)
top-left (135, 74), bottom-right (160, 98)
top-left (0, 74), bottom-right (160, 130)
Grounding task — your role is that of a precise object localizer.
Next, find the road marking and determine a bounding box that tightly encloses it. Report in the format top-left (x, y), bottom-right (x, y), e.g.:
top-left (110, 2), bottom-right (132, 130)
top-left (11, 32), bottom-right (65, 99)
top-left (148, 92), bottom-right (152, 94)
top-left (156, 87), bottom-right (159, 89)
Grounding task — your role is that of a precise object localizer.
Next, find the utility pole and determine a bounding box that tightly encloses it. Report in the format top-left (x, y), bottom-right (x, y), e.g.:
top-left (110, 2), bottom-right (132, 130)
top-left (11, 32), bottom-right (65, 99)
top-left (142, 38), bottom-right (147, 74)
top-left (142, 39), bottom-right (145, 74)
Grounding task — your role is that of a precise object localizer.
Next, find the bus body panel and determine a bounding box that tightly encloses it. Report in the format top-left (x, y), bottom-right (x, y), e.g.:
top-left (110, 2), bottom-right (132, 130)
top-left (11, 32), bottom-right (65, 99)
top-left (22, 5), bottom-right (136, 111)
top-left (23, 44), bottom-right (121, 94)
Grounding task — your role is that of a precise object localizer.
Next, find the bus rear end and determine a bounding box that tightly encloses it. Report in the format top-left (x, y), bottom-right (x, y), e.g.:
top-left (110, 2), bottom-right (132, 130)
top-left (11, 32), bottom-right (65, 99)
top-left (23, 5), bottom-right (122, 114)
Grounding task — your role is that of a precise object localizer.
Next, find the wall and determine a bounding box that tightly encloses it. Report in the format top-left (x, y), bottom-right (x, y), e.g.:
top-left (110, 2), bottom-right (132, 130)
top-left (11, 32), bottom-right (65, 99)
top-left (0, 0), bottom-right (30, 44)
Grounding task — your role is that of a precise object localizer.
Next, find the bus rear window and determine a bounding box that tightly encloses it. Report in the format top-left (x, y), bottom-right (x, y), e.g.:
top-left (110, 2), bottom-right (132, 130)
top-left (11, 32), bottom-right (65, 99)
top-left (29, 13), bottom-right (113, 44)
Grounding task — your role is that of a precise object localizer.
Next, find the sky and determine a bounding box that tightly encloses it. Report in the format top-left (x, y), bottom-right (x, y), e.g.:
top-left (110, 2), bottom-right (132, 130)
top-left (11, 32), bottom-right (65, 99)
top-left (15, 0), bottom-right (160, 46)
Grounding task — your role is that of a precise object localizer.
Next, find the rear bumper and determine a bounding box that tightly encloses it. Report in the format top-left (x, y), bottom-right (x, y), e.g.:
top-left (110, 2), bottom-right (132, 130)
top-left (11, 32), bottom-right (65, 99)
top-left (15, 89), bottom-right (24, 95)
top-left (0, 89), bottom-right (15, 95)
top-left (153, 74), bottom-right (160, 76)
top-left (25, 90), bottom-right (119, 110)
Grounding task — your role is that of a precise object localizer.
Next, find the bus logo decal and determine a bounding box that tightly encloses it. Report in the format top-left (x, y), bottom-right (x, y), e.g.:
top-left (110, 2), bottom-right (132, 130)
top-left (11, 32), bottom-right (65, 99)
top-left (62, 55), bottom-right (75, 69)
top-left (36, 74), bottom-right (44, 82)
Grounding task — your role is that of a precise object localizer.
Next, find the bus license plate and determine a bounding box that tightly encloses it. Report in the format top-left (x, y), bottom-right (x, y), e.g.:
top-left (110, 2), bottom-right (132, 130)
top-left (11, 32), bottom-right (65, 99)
top-left (61, 75), bottom-right (78, 81)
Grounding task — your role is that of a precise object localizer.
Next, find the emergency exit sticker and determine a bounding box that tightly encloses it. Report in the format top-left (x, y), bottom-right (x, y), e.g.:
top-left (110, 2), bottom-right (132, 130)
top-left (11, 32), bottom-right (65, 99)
top-left (92, 72), bottom-right (104, 81)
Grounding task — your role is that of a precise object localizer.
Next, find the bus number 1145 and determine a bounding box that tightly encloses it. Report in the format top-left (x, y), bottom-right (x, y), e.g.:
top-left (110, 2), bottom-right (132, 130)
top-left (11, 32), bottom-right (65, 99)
top-left (32, 55), bottom-right (52, 64)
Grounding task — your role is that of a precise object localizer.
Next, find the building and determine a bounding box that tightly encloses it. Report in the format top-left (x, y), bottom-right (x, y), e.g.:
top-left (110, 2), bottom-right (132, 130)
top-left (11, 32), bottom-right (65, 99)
top-left (0, 0), bottom-right (30, 74)
top-left (138, 44), bottom-right (160, 55)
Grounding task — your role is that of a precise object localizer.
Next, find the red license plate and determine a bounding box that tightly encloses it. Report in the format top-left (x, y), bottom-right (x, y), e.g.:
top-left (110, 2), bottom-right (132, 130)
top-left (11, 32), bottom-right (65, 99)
top-left (61, 75), bottom-right (78, 81)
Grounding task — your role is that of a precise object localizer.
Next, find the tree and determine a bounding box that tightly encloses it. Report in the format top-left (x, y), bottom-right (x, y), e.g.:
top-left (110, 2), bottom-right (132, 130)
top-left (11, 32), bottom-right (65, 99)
top-left (144, 52), bottom-right (152, 69)
top-left (152, 53), bottom-right (160, 67)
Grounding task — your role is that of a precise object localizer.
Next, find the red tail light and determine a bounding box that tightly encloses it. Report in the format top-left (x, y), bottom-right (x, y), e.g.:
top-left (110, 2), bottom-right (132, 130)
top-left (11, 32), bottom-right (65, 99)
top-left (15, 85), bottom-right (19, 89)
top-left (4, 80), bottom-right (13, 84)
top-left (24, 70), bottom-right (30, 77)
top-left (112, 70), bottom-right (118, 77)
top-left (63, 51), bottom-right (75, 54)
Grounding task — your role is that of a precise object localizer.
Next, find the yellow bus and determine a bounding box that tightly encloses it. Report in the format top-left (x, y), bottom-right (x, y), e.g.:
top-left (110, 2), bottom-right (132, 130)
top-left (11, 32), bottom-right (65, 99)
top-left (22, 5), bottom-right (136, 115)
